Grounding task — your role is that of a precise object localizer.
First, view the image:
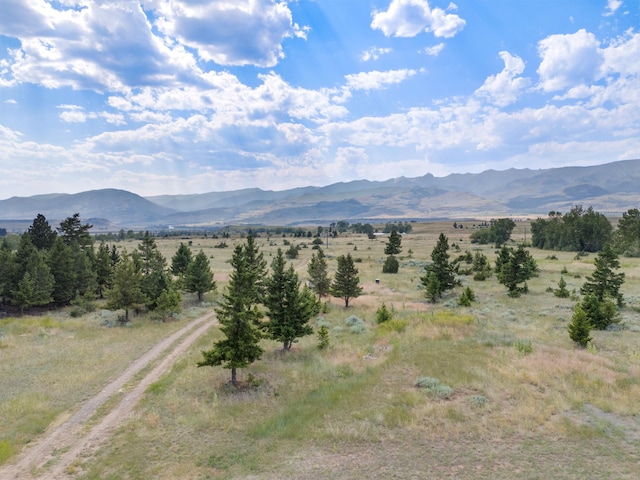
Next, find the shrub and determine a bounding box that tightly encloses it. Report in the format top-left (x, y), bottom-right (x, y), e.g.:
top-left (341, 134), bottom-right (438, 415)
top-left (415, 376), bottom-right (454, 399)
top-left (514, 339), bottom-right (533, 355)
top-left (469, 394), bottom-right (488, 407)
top-left (377, 319), bottom-right (408, 334)
top-left (345, 315), bottom-right (364, 327)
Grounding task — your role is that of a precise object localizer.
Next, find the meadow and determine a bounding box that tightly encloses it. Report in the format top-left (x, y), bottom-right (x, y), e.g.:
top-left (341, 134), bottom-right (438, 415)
top-left (2, 221), bottom-right (640, 479)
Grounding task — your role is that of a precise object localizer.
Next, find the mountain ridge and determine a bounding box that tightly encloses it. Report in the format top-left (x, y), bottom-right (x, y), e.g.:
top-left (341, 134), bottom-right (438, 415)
top-left (1, 160), bottom-right (639, 228)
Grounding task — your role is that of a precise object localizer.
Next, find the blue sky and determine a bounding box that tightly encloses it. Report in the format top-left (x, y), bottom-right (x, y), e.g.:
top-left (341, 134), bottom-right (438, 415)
top-left (0, 0), bottom-right (638, 199)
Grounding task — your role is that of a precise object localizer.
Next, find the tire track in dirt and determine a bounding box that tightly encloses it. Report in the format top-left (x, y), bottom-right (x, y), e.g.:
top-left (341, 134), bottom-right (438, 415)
top-left (0, 312), bottom-right (216, 479)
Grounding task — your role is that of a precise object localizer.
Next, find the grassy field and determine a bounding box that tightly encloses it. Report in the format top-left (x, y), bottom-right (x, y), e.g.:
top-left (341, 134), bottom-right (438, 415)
top-left (3, 221), bottom-right (640, 478)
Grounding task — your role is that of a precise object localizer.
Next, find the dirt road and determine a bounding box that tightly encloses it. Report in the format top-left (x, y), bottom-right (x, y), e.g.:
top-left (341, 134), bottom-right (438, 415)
top-left (0, 312), bottom-right (217, 479)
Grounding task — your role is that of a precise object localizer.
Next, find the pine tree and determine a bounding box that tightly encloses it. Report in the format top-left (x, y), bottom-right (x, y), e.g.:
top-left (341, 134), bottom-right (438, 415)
top-left (307, 248), bottom-right (330, 298)
top-left (198, 243), bottom-right (264, 386)
top-left (497, 245), bottom-right (537, 297)
top-left (264, 249), bottom-right (317, 351)
top-left (58, 213), bottom-right (93, 250)
top-left (171, 242), bottom-right (193, 286)
top-left (580, 244), bottom-right (625, 306)
top-left (382, 255), bottom-right (399, 273)
top-left (554, 276), bottom-right (570, 298)
top-left (154, 287), bottom-right (182, 321)
top-left (12, 250), bottom-right (54, 312)
top-left (243, 235), bottom-right (268, 302)
top-left (384, 230), bottom-right (402, 255)
top-left (421, 233), bottom-right (457, 300)
top-left (95, 242), bottom-right (114, 298)
top-left (27, 213), bottom-right (57, 250)
top-left (47, 237), bottom-right (76, 305)
top-left (106, 251), bottom-right (147, 323)
top-left (331, 253), bottom-right (363, 308)
top-left (185, 250), bottom-right (216, 302)
top-left (568, 305), bottom-right (592, 347)
top-left (579, 292), bottom-right (619, 330)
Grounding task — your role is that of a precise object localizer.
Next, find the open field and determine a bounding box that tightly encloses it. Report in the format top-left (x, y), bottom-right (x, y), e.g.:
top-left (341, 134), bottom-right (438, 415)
top-left (2, 221), bottom-right (640, 479)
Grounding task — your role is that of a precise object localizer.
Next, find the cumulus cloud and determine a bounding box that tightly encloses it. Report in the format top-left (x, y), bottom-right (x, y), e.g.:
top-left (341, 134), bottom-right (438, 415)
top-left (371, 0), bottom-right (465, 38)
top-left (0, 0), bottom-right (198, 92)
top-left (150, 0), bottom-right (307, 67)
top-left (361, 47), bottom-right (393, 62)
top-left (475, 51), bottom-right (530, 106)
top-left (603, 0), bottom-right (622, 16)
top-left (537, 29), bottom-right (603, 92)
top-left (423, 43), bottom-right (445, 56)
top-left (345, 69), bottom-right (419, 91)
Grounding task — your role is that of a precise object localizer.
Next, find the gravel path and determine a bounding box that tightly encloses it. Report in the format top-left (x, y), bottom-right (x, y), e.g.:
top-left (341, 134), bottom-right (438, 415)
top-left (0, 312), bottom-right (216, 479)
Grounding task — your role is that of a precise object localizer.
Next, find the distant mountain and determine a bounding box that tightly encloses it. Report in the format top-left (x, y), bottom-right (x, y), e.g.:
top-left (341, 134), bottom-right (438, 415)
top-left (1, 160), bottom-right (639, 229)
top-left (0, 189), bottom-right (175, 226)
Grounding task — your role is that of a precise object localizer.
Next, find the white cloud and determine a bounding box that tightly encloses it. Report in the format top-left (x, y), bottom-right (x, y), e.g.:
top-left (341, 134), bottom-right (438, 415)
top-left (361, 47), bottom-right (393, 62)
top-left (150, 0), bottom-right (307, 67)
top-left (4, 99), bottom-right (18, 104)
top-left (423, 43), bottom-right (445, 56)
top-left (537, 29), bottom-right (603, 92)
top-left (371, 0), bottom-right (465, 38)
top-left (603, 0), bottom-right (622, 16)
top-left (0, 1), bottom-right (198, 92)
top-left (475, 51), bottom-right (530, 106)
top-left (345, 69), bottom-right (418, 91)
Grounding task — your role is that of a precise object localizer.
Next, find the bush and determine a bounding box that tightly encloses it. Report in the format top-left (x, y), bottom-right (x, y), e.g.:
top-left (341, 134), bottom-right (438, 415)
top-left (469, 394), bottom-right (488, 407)
top-left (345, 315), bottom-right (363, 327)
top-left (377, 319), bottom-right (408, 334)
top-left (415, 376), bottom-right (454, 399)
top-left (514, 339), bottom-right (533, 355)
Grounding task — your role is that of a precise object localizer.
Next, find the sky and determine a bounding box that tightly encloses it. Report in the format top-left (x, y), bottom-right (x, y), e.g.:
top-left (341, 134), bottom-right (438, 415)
top-left (0, 0), bottom-right (639, 199)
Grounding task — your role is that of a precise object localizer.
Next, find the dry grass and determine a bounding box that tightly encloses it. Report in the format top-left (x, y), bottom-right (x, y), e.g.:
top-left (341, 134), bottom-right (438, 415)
top-left (4, 221), bottom-right (640, 479)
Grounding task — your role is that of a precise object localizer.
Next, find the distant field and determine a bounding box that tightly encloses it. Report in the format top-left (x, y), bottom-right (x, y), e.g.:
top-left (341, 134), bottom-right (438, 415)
top-left (2, 221), bottom-right (640, 479)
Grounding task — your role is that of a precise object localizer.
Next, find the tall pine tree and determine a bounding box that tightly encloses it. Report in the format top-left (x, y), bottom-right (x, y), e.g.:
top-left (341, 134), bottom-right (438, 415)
top-left (265, 249), bottom-right (318, 351)
top-left (185, 250), bottom-right (216, 302)
top-left (307, 247), bottom-right (330, 298)
top-left (331, 253), bottom-right (363, 308)
top-left (421, 233), bottom-right (457, 300)
top-left (198, 241), bottom-right (265, 386)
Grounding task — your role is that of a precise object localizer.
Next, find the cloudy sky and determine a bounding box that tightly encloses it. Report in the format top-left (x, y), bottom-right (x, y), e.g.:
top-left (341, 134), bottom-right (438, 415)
top-left (0, 0), bottom-right (639, 199)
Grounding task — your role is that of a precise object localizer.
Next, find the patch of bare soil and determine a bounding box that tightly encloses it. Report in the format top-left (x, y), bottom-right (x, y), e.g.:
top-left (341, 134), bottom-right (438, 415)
top-left (0, 312), bottom-right (216, 480)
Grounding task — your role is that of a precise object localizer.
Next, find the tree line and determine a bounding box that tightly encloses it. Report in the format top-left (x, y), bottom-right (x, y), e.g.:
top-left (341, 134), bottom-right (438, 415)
top-left (0, 213), bottom-right (216, 319)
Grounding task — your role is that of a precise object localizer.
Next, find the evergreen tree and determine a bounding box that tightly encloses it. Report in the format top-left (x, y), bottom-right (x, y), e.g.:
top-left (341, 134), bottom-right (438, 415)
top-left (137, 232), bottom-right (170, 310)
top-left (307, 248), bottom-right (330, 298)
top-left (153, 287), bottom-right (182, 321)
top-left (58, 213), bottom-right (93, 250)
top-left (185, 250), bottom-right (216, 302)
top-left (421, 233), bottom-right (458, 300)
top-left (554, 276), bottom-right (570, 298)
top-left (47, 237), bottom-right (76, 305)
top-left (497, 245), bottom-right (537, 297)
top-left (12, 250), bottom-right (54, 312)
top-left (568, 305), bottom-right (592, 347)
top-left (382, 255), bottom-right (399, 273)
top-left (580, 244), bottom-right (625, 306)
top-left (0, 239), bottom-right (14, 304)
top-left (264, 249), bottom-right (317, 351)
top-left (612, 208), bottom-right (640, 256)
top-left (331, 253), bottom-right (363, 308)
top-left (71, 244), bottom-right (97, 298)
top-left (106, 251), bottom-right (147, 323)
top-left (243, 235), bottom-right (268, 302)
top-left (198, 243), bottom-right (264, 386)
top-left (28, 213), bottom-right (57, 250)
top-left (95, 242), bottom-right (115, 298)
top-left (171, 242), bottom-right (193, 285)
top-left (579, 292), bottom-right (619, 330)
top-left (384, 230), bottom-right (402, 255)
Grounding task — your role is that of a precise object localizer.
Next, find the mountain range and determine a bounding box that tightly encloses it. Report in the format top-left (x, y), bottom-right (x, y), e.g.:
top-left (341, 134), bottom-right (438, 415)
top-left (1, 159), bottom-right (640, 230)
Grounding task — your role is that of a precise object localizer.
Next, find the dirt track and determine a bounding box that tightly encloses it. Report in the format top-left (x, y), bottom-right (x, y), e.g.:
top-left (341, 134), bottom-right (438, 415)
top-left (0, 312), bottom-right (216, 479)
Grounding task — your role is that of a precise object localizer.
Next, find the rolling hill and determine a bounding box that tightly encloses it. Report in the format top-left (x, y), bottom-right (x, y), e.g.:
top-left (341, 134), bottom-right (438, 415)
top-left (1, 160), bottom-right (640, 229)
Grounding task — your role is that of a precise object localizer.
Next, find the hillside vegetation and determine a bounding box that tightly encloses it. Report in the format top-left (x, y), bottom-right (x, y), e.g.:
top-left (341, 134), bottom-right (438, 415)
top-left (1, 221), bottom-right (640, 479)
